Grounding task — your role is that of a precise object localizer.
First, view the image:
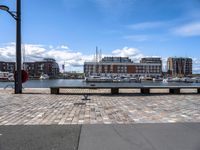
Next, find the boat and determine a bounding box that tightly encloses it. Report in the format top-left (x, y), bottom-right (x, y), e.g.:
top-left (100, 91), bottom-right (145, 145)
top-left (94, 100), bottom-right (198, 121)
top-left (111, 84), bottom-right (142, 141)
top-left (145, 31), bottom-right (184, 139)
top-left (139, 76), bottom-right (153, 82)
top-left (118, 76), bottom-right (130, 82)
top-left (153, 77), bottom-right (163, 82)
top-left (121, 77), bottom-right (130, 82)
top-left (112, 76), bottom-right (138, 83)
top-left (180, 77), bottom-right (193, 83)
top-left (40, 74), bottom-right (49, 80)
top-left (85, 76), bottom-right (113, 82)
top-left (191, 77), bottom-right (200, 83)
top-left (0, 72), bottom-right (14, 81)
top-left (162, 78), bottom-right (168, 83)
top-left (129, 77), bottom-right (138, 82)
top-left (166, 77), bottom-right (181, 82)
top-left (112, 76), bottom-right (121, 82)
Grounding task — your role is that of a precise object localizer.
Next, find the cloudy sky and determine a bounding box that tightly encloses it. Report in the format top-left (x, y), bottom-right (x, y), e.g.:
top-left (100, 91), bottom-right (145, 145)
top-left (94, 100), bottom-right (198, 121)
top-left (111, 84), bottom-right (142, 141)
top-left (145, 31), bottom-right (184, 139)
top-left (0, 0), bottom-right (200, 73)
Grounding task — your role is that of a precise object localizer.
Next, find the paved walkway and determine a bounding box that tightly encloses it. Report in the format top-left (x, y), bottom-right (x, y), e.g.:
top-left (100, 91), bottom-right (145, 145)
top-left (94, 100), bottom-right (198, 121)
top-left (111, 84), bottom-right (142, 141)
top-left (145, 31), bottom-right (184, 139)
top-left (0, 124), bottom-right (200, 150)
top-left (0, 89), bottom-right (200, 125)
top-left (1, 89), bottom-right (200, 150)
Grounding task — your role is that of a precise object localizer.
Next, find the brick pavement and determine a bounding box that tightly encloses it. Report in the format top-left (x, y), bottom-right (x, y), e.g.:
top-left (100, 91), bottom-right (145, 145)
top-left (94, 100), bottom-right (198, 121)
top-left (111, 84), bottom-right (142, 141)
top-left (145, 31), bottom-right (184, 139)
top-left (0, 89), bottom-right (200, 125)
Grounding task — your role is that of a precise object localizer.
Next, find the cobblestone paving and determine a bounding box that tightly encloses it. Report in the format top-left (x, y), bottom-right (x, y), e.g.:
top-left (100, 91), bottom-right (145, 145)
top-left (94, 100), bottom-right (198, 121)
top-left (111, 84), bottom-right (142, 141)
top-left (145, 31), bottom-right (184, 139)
top-left (0, 89), bottom-right (200, 125)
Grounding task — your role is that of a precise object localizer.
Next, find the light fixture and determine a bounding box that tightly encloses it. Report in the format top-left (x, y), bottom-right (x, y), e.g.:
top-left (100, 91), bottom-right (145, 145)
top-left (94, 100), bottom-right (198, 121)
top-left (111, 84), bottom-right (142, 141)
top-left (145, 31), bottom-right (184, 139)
top-left (0, 5), bottom-right (9, 11)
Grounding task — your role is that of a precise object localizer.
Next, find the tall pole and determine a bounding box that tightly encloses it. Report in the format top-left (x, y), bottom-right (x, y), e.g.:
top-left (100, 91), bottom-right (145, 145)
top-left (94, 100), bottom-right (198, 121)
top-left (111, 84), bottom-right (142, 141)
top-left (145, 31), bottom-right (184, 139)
top-left (15, 0), bottom-right (22, 94)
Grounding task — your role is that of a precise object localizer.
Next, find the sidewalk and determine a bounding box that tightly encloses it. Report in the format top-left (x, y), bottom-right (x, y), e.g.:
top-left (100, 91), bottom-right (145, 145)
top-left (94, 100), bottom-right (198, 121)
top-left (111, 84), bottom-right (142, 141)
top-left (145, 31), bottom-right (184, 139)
top-left (0, 123), bottom-right (200, 150)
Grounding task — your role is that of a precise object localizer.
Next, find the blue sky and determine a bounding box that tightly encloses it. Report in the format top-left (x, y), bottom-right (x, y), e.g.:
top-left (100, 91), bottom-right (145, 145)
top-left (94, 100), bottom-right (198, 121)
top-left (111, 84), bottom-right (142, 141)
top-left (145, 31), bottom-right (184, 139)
top-left (0, 0), bottom-right (200, 72)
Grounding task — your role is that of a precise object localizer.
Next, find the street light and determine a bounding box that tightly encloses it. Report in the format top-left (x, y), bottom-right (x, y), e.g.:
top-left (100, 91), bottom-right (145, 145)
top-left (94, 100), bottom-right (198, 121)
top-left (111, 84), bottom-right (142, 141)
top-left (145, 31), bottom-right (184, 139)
top-left (0, 5), bottom-right (9, 11)
top-left (0, 0), bottom-right (22, 94)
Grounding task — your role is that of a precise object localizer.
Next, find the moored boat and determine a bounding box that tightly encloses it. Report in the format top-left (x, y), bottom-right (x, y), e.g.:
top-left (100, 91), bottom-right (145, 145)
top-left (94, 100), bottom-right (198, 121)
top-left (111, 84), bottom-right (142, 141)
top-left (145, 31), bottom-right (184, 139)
top-left (85, 76), bottom-right (113, 82)
top-left (167, 77), bottom-right (181, 82)
top-left (40, 74), bottom-right (49, 80)
top-left (139, 76), bottom-right (153, 82)
top-left (191, 77), bottom-right (200, 83)
top-left (0, 72), bottom-right (14, 82)
top-left (153, 77), bottom-right (163, 82)
top-left (180, 77), bottom-right (193, 83)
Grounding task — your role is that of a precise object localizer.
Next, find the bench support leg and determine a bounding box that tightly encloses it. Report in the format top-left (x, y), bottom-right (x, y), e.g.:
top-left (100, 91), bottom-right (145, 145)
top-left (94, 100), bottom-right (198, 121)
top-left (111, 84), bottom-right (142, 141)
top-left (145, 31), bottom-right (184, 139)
top-left (51, 88), bottom-right (59, 94)
top-left (141, 88), bottom-right (150, 94)
top-left (111, 88), bottom-right (119, 94)
top-left (197, 88), bottom-right (200, 94)
top-left (169, 88), bottom-right (180, 94)
top-left (82, 94), bottom-right (90, 100)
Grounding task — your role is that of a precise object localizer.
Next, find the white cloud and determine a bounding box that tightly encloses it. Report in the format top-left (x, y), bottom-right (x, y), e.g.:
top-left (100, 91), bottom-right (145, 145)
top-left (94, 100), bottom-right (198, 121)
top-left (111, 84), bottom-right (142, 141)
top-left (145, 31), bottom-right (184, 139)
top-left (128, 21), bottom-right (167, 30)
top-left (173, 22), bottom-right (200, 37)
top-left (24, 44), bottom-right (46, 56)
top-left (0, 43), bottom-right (94, 72)
top-left (1, 43), bottom-right (200, 73)
top-left (112, 47), bottom-right (144, 62)
top-left (0, 43), bottom-right (16, 62)
top-left (57, 45), bottom-right (69, 50)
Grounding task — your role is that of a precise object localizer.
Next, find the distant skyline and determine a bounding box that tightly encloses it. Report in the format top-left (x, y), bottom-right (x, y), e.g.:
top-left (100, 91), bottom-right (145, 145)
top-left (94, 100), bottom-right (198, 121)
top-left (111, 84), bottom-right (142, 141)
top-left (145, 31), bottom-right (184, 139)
top-left (0, 0), bottom-right (200, 73)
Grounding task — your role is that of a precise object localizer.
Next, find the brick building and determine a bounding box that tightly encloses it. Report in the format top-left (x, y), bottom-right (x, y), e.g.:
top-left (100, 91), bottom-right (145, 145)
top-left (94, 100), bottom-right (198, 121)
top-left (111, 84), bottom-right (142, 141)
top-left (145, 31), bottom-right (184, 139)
top-left (24, 58), bottom-right (59, 78)
top-left (0, 61), bottom-right (15, 73)
top-left (167, 57), bottom-right (192, 77)
top-left (140, 57), bottom-right (162, 64)
top-left (84, 57), bottom-right (162, 77)
top-left (0, 58), bottom-right (59, 78)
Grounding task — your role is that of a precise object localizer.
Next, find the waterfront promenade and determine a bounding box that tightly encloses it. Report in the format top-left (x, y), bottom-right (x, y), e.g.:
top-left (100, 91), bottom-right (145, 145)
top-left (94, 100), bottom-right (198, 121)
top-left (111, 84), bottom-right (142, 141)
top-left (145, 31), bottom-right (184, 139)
top-left (0, 88), bottom-right (200, 150)
top-left (0, 88), bottom-right (200, 124)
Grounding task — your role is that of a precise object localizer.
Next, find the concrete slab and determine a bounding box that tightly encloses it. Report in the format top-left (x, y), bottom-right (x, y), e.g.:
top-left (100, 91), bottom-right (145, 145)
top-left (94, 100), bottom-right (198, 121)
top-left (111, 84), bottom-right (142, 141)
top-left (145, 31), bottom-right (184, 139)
top-left (78, 123), bottom-right (200, 150)
top-left (79, 124), bottom-right (154, 150)
top-left (182, 122), bottom-right (200, 132)
top-left (0, 125), bottom-right (81, 150)
top-left (134, 123), bottom-right (200, 150)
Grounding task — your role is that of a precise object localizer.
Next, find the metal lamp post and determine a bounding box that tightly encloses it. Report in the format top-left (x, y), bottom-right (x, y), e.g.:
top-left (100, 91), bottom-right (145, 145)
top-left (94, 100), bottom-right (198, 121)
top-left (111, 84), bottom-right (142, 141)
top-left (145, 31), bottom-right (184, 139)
top-left (0, 0), bottom-right (22, 94)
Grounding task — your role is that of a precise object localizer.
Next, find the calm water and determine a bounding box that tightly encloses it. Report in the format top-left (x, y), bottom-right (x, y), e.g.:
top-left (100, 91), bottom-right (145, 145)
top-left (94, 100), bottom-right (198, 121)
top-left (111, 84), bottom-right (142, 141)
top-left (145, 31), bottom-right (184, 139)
top-left (0, 79), bottom-right (200, 88)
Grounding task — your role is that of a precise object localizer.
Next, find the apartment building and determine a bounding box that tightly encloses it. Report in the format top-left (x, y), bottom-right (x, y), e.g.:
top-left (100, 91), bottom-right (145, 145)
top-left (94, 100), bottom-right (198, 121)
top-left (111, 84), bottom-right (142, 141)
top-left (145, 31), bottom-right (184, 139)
top-left (84, 57), bottom-right (162, 77)
top-left (0, 61), bottom-right (15, 73)
top-left (167, 57), bottom-right (192, 77)
top-left (0, 58), bottom-right (59, 78)
top-left (24, 58), bottom-right (59, 78)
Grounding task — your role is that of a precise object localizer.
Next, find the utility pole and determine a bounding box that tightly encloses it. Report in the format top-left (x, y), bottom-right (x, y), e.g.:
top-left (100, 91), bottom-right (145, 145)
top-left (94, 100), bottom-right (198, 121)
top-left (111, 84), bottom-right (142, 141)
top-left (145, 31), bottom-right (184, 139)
top-left (15, 0), bottom-right (22, 93)
top-left (0, 0), bottom-right (22, 93)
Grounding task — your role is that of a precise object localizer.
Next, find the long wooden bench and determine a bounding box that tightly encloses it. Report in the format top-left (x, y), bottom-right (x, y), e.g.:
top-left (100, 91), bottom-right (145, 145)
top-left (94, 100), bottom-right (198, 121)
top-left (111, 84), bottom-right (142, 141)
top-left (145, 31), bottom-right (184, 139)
top-left (50, 85), bottom-right (200, 95)
top-left (140, 86), bottom-right (200, 94)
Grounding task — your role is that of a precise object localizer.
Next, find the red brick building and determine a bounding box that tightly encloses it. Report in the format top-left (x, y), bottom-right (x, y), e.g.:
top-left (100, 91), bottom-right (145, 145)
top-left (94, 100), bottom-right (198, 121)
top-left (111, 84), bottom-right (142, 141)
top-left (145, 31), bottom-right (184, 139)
top-left (0, 61), bottom-right (15, 73)
top-left (24, 58), bottom-right (59, 78)
top-left (0, 58), bottom-right (59, 78)
top-left (84, 57), bottom-right (162, 77)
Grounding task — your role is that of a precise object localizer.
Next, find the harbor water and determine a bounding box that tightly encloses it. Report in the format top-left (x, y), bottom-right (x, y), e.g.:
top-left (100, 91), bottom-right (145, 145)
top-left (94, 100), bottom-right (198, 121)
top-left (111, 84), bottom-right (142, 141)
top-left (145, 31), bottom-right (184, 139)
top-left (1, 79), bottom-right (200, 88)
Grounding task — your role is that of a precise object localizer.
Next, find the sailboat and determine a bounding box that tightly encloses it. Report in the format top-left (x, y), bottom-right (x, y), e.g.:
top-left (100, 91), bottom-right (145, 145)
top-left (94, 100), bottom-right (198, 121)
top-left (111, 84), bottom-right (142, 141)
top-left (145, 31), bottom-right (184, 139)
top-left (40, 73), bottom-right (49, 80)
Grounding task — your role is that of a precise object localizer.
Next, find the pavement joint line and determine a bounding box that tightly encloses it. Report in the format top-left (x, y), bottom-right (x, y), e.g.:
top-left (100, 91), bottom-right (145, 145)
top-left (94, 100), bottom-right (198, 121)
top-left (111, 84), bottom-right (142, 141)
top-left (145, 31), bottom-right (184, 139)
top-left (76, 125), bottom-right (82, 150)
